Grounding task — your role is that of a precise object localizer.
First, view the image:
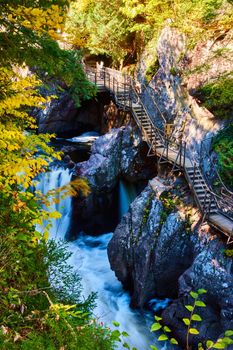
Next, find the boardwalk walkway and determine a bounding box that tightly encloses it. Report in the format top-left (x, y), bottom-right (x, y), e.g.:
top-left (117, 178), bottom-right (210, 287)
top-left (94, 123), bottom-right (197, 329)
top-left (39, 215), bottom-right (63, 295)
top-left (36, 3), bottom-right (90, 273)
top-left (85, 65), bottom-right (233, 243)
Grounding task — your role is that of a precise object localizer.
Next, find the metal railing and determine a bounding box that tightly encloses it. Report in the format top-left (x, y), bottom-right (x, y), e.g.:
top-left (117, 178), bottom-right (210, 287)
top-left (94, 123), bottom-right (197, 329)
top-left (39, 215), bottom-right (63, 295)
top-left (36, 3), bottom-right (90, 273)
top-left (84, 64), bottom-right (233, 227)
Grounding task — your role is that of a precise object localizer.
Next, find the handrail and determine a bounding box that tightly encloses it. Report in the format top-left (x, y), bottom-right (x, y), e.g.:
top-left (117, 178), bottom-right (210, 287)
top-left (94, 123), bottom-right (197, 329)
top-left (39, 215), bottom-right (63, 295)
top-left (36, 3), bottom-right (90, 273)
top-left (141, 82), bottom-right (167, 124)
top-left (84, 63), bottom-right (233, 223)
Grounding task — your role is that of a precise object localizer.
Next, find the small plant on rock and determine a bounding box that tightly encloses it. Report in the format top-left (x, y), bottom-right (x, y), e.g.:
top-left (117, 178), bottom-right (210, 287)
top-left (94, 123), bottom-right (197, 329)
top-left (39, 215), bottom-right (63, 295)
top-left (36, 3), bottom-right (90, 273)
top-left (150, 289), bottom-right (233, 350)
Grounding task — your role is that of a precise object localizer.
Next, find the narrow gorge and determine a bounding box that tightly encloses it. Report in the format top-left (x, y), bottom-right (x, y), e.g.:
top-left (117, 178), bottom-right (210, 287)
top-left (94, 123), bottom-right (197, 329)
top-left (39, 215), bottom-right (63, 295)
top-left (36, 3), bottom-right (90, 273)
top-left (1, 1), bottom-right (233, 349)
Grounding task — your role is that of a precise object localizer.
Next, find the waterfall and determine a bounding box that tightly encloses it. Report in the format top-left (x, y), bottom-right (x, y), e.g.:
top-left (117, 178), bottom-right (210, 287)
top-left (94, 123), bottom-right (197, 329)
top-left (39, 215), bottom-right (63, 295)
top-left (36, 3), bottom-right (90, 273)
top-left (36, 167), bottom-right (72, 240)
top-left (36, 168), bottom-right (168, 350)
top-left (119, 180), bottom-right (137, 219)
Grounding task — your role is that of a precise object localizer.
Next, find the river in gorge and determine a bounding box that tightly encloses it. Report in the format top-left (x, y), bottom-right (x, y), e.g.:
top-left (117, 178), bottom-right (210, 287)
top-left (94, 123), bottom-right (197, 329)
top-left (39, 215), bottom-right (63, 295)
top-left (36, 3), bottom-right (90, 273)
top-left (36, 160), bottom-right (169, 350)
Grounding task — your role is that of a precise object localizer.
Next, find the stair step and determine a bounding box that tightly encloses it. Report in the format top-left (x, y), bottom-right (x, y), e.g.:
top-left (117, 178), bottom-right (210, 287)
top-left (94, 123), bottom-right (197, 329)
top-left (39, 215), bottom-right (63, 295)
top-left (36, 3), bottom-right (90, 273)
top-left (193, 186), bottom-right (208, 192)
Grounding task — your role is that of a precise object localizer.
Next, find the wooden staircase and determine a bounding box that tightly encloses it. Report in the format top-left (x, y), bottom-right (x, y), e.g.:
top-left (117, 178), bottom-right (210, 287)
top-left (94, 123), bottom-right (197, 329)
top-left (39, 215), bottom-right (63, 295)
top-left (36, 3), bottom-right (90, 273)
top-left (85, 65), bottom-right (233, 243)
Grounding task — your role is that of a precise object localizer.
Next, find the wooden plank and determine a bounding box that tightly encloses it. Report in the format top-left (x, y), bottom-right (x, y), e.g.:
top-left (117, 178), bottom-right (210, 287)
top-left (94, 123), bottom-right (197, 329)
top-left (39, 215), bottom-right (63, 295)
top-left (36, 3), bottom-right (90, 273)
top-left (87, 67), bottom-right (233, 240)
top-left (209, 214), bottom-right (233, 236)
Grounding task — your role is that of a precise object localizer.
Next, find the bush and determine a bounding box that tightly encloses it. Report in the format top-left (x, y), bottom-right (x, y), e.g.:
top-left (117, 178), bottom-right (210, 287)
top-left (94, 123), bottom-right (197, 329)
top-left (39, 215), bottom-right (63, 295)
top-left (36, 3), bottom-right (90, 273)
top-left (195, 73), bottom-right (233, 119)
top-left (212, 124), bottom-right (233, 189)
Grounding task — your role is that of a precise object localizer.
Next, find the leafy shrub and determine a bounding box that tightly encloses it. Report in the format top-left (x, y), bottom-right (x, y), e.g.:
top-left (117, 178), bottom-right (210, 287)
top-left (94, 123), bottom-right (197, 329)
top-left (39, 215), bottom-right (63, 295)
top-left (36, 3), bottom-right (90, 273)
top-left (195, 73), bottom-right (233, 119)
top-left (212, 124), bottom-right (233, 189)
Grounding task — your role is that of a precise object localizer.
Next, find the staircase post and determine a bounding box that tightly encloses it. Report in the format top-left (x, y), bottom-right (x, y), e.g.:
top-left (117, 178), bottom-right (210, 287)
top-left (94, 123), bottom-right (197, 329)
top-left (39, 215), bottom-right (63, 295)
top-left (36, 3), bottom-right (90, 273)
top-left (183, 141), bottom-right (186, 168)
top-left (192, 162), bottom-right (196, 186)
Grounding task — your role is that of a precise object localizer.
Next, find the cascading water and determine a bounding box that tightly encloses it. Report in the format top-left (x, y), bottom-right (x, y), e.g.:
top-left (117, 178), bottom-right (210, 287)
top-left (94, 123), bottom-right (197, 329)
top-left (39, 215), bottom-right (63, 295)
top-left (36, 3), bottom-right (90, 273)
top-left (36, 167), bottom-right (72, 240)
top-left (37, 167), bottom-right (167, 350)
top-left (118, 180), bottom-right (137, 219)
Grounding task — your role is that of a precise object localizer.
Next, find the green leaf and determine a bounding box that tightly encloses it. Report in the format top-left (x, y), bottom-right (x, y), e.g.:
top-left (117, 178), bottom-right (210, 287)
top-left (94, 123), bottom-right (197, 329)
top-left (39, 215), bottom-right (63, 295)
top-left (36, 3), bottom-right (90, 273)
top-left (195, 301), bottom-right (206, 307)
top-left (170, 338), bottom-right (178, 345)
top-left (154, 315), bottom-right (162, 321)
top-left (222, 337), bottom-right (233, 345)
top-left (206, 340), bottom-right (214, 348)
top-left (185, 305), bottom-right (194, 312)
top-left (225, 330), bottom-right (233, 337)
top-left (198, 289), bottom-right (207, 295)
top-left (190, 291), bottom-right (198, 299)
top-left (123, 343), bottom-right (130, 349)
top-left (191, 314), bottom-right (202, 322)
top-left (112, 321), bottom-right (120, 327)
top-left (163, 326), bottom-right (172, 332)
top-left (150, 346), bottom-right (158, 350)
top-left (213, 342), bottom-right (226, 349)
top-left (189, 328), bottom-right (200, 335)
top-left (150, 323), bottom-right (162, 332)
top-left (158, 334), bottom-right (168, 341)
top-left (111, 329), bottom-right (121, 341)
top-left (183, 318), bottom-right (191, 326)
top-left (122, 331), bottom-right (129, 337)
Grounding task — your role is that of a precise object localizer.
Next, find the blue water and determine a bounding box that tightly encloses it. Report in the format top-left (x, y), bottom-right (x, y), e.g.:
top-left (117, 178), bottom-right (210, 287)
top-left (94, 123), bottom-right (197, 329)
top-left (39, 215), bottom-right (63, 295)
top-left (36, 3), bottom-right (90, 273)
top-left (119, 179), bottom-right (137, 219)
top-left (37, 168), bottom-right (171, 350)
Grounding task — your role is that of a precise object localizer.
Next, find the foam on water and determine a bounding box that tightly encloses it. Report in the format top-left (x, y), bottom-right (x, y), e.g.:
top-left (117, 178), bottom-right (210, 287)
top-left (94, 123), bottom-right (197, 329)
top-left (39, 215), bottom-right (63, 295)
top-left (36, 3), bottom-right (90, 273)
top-left (36, 167), bottom-right (170, 350)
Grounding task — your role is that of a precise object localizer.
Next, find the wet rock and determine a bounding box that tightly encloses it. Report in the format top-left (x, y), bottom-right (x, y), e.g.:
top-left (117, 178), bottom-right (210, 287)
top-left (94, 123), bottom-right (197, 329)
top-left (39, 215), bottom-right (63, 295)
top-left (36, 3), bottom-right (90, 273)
top-left (76, 126), bottom-right (156, 191)
top-left (107, 175), bottom-right (233, 347)
top-left (70, 126), bottom-right (156, 236)
top-left (107, 178), bottom-right (192, 307)
top-left (35, 91), bottom-right (111, 138)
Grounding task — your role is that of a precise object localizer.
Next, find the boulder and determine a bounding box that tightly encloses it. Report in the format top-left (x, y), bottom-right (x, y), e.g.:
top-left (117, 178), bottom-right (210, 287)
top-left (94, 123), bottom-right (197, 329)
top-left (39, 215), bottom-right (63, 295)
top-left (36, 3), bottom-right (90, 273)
top-left (36, 91), bottom-right (111, 138)
top-left (107, 179), bottom-right (192, 307)
top-left (107, 176), bottom-right (233, 347)
top-left (70, 126), bottom-right (156, 236)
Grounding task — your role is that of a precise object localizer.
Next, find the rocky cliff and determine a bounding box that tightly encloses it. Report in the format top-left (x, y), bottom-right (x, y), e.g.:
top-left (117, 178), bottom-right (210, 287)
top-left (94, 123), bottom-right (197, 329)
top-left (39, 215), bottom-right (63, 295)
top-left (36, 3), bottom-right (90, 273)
top-left (139, 26), bottom-right (233, 159)
top-left (70, 126), bottom-right (157, 235)
top-left (107, 177), bottom-right (233, 347)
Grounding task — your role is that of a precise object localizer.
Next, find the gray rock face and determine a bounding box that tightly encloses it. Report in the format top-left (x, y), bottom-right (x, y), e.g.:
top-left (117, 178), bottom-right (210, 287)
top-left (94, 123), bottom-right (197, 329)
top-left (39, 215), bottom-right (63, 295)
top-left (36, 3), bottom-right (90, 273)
top-left (36, 91), bottom-right (110, 138)
top-left (70, 126), bottom-right (156, 235)
top-left (138, 27), bottom-right (232, 159)
top-left (108, 179), bottom-right (192, 307)
top-left (107, 177), bottom-right (233, 347)
top-left (76, 126), bottom-right (156, 191)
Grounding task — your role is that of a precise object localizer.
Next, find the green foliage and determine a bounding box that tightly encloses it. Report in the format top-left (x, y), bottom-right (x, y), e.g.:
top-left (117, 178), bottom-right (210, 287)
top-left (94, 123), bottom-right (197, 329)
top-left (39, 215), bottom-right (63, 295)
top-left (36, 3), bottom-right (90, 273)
top-left (0, 1), bottom-right (114, 349)
top-left (170, 67), bottom-right (178, 76)
top-left (195, 73), bottom-right (233, 120)
top-left (66, 0), bottom-right (233, 70)
top-left (150, 289), bottom-right (233, 349)
top-left (0, 239), bottom-right (114, 349)
top-left (159, 190), bottom-right (180, 226)
top-left (145, 58), bottom-right (160, 82)
top-left (224, 249), bottom-right (233, 259)
top-left (212, 124), bottom-right (233, 189)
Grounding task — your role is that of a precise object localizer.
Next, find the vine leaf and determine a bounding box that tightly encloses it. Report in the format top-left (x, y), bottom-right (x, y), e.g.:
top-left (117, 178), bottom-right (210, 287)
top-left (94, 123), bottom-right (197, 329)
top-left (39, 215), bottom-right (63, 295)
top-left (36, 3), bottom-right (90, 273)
top-left (150, 323), bottom-right (162, 332)
top-left (183, 318), bottom-right (190, 326)
top-left (191, 314), bottom-right (202, 322)
top-left (189, 328), bottom-right (200, 335)
top-left (212, 342), bottom-right (226, 349)
top-left (163, 326), bottom-right (172, 333)
top-left (185, 305), bottom-right (194, 312)
top-left (225, 330), bottom-right (233, 337)
top-left (122, 331), bottom-right (129, 337)
top-left (154, 315), bottom-right (162, 321)
top-left (195, 301), bottom-right (206, 307)
top-left (190, 291), bottom-right (198, 299)
top-left (206, 340), bottom-right (214, 348)
top-left (198, 289), bottom-right (207, 295)
top-left (158, 334), bottom-right (168, 341)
